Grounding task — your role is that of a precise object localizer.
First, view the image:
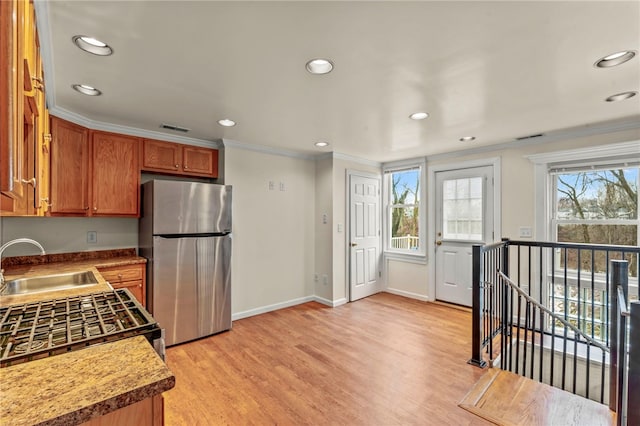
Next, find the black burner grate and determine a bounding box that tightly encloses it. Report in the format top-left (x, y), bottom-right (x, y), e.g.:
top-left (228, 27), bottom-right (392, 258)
top-left (0, 289), bottom-right (158, 367)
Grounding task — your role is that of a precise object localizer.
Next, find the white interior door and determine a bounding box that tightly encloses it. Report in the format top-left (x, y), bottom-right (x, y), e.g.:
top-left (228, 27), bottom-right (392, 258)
top-left (349, 173), bottom-right (381, 301)
top-left (435, 166), bottom-right (494, 306)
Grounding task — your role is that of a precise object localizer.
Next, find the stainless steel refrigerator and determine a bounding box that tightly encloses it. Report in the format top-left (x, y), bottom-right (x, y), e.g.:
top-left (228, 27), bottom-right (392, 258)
top-left (139, 180), bottom-right (232, 346)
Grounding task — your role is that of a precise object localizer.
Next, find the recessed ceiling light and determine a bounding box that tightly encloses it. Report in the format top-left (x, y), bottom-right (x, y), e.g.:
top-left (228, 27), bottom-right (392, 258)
top-left (459, 136), bottom-right (476, 142)
top-left (306, 59), bottom-right (334, 75)
top-left (72, 35), bottom-right (113, 56)
top-left (217, 119), bottom-right (236, 127)
top-left (605, 91), bottom-right (637, 102)
top-left (595, 50), bottom-right (636, 68)
top-left (72, 84), bottom-right (101, 96)
top-left (314, 141), bottom-right (330, 147)
top-left (409, 112), bottom-right (429, 120)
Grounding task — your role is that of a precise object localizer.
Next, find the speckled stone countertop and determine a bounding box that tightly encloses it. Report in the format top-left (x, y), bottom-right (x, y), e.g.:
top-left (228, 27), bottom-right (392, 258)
top-left (1, 249), bottom-right (146, 307)
top-left (0, 336), bottom-right (175, 426)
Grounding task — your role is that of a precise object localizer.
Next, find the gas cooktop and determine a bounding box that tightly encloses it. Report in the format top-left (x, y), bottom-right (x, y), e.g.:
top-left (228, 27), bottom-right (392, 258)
top-left (0, 289), bottom-right (160, 367)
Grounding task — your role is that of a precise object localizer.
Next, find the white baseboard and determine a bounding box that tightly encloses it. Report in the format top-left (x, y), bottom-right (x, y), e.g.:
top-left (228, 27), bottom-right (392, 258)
top-left (313, 296), bottom-right (348, 307)
top-left (384, 288), bottom-right (431, 302)
top-left (232, 295), bottom-right (315, 321)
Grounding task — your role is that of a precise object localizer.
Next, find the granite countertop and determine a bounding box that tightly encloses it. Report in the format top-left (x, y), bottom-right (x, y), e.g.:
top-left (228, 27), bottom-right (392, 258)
top-left (1, 249), bottom-right (146, 307)
top-left (0, 335), bottom-right (175, 426)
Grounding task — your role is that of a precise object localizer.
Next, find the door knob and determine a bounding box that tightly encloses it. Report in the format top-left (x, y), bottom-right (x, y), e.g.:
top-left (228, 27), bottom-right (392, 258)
top-left (350, 243), bottom-right (357, 247)
top-left (436, 240), bottom-right (442, 246)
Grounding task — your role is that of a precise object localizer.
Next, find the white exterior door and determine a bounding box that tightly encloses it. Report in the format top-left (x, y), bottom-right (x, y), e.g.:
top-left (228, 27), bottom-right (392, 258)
top-left (435, 166), bottom-right (494, 306)
top-left (349, 173), bottom-right (381, 301)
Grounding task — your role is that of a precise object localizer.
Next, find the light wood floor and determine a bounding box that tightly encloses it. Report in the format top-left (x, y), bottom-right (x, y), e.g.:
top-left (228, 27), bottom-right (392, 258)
top-left (164, 293), bottom-right (490, 425)
top-left (459, 369), bottom-right (615, 426)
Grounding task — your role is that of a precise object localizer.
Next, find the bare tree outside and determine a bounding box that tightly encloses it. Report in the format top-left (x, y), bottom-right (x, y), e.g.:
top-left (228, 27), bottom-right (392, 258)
top-left (390, 170), bottom-right (420, 250)
top-left (556, 168), bottom-right (638, 277)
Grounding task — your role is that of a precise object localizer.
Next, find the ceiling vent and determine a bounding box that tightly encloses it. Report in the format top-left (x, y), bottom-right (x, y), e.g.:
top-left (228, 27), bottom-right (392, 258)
top-left (160, 123), bottom-right (190, 133)
top-left (515, 133), bottom-right (544, 141)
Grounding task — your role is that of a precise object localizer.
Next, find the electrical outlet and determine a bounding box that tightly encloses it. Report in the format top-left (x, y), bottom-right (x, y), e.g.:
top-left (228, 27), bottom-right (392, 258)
top-left (322, 213), bottom-right (328, 224)
top-left (314, 274), bottom-right (319, 282)
top-left (337, 223), bottom-right (343, 233)
top-left (87, 231), bottom-right (97, 244)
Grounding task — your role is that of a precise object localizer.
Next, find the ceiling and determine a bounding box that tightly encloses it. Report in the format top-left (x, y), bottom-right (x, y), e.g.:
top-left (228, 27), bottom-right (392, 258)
top-left (38, 1), bottom-right (640, 162)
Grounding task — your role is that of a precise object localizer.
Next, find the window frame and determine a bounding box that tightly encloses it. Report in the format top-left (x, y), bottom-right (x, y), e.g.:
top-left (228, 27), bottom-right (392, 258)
top-left (382, 159), bottom-right (427, 259)
top-left (528, 142), bottom-right (640, 343)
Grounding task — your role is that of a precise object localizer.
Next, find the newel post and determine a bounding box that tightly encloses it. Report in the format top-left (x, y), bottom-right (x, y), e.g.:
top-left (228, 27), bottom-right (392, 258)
top-left (468, 244), bottom-right (486, 368)
top-left (609, 259), bottom-right (628, 414)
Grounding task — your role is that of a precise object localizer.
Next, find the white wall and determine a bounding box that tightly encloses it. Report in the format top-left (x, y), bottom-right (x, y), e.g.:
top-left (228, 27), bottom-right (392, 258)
top-left (0, 217), bottom-right (137, 255)
top-left (314, 156), bottom-right (333, 302)
top-left (224, 147), bottom-right (316, 318)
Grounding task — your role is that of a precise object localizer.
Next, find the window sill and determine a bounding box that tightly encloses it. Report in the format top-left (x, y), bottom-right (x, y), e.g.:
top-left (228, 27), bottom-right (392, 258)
top-left (384, 251), bottom-right (427, 264)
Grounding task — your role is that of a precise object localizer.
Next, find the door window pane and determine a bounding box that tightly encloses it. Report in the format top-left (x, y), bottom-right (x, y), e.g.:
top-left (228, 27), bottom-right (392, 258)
top-left (442, 177), bottom-right (483, 241)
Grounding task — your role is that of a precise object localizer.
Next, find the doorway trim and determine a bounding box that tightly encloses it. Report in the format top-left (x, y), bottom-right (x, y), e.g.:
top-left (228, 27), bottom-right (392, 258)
top-left (346, 169), bottom-right (382, 302)
top-left (427, 157), bottom-right (502, 301)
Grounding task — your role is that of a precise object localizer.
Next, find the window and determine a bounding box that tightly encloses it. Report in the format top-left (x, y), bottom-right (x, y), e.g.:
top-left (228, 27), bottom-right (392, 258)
top-left (442, 177), bottom-right (483, 241)
top-left (385, 165), bottom-right (424, 254)
top-left (549, 164), bottom-right (639, 341)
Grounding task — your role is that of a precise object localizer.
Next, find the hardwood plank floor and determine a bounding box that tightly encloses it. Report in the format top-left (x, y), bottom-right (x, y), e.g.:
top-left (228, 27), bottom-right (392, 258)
top-left (459, 369), bottom-right (615, 426)
top-left (164, 293), bottom-right (490, 425)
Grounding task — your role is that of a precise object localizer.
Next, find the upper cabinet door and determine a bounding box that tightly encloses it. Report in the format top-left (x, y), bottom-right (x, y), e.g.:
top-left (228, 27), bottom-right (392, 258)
top-left (49, 117), bottom-right (89, 215)
top-left (183, 146), bottom-right (218, 177)
top-left (91, 131), bottom-right (140, 217)
top-left (141, 138), bottom-right (182, 173)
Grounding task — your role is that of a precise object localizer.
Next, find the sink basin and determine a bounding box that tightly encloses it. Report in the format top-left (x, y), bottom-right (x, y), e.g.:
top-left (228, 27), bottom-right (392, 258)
top-left (1, 271), bottom-right (99, 296)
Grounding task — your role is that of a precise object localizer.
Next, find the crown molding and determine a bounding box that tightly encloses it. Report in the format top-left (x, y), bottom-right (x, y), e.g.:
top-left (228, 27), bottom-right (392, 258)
top-left (332, 152), bottom-right (382, 167)
top-left (428, 118), bottom-right (640, 162)
top-left (526, 140), bottom-right (640, 164)
top-left (222, 138), bottom-right (316, 160)
top-left (49, 107), bottom-right (220, 148)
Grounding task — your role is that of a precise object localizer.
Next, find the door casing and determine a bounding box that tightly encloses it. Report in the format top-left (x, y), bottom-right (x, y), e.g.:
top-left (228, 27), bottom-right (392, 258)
top-left (427, 157), bottom-right (502, 302)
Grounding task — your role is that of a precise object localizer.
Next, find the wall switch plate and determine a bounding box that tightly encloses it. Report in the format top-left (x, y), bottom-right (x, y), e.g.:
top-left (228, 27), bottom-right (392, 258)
top-left (314, 274), bottom-right (319, 282)
top-left (87, 231), bottom-right (97, 244)
top-left (322, 213), bottom-right (328, 224)
top-left (519, 226), bottom-right (533, 238)
top-left (279, 182), bottom-right (286, 191)
top-left (268, 181), bottom-right (275, 191)
top-left (337, 223), bottom-right (343, 233)
top-left (322, 274), bottom-right (328, 285)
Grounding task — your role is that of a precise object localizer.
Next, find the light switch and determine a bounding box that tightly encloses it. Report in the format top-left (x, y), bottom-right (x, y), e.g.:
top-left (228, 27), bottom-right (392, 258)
top-left (519, 226), bottom-right (533, 238)
top-left (268, 181), bottom-right (275, 191)
top-left (279, 182), bottom-right (286, 191)
top-left (337, 223), bottom-right (343, 233)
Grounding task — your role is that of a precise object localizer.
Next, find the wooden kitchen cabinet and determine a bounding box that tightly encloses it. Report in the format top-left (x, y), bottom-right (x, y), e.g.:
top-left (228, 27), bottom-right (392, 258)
top-left (1, 0), bottom-right (50, 216)
top-left (141, 138), bottom-right (218, 178)
top-left (97, 264), bottom-right (146, 307)
top-left (49, 117), bottom-right (90, 215)
top-left (91, 131), bottom-right (140, 216)
top-left (49, 122), bottom-right (140, 217)
top-left (81, 394), bottom-right (164, 426)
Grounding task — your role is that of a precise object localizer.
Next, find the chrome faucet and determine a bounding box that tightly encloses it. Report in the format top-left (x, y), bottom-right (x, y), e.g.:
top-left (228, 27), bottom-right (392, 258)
top-left (0, 238), bottom-right (46, 290)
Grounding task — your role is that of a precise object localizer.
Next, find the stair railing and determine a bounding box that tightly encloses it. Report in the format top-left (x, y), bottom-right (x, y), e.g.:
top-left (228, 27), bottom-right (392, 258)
top-left (470, 239), bottom-right (640, 418)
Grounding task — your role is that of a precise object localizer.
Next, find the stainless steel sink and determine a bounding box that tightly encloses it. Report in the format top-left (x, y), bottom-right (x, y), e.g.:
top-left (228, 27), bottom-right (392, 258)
top-left (1, 271), bottom-right (99, 295)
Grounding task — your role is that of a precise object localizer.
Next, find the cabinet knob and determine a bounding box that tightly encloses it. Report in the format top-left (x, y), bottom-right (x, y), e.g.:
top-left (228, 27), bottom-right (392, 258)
top-left (138, 284), bottom-right (142, 288)
top-left (118, 274), bottom-right (123, 279)
top-left (93, 207), bottom-right (98, 211)
top-left (175, 164), bottom-right (179, 168)
top-left (184, 165), bottom-right (188, 169)
top-left (84, 207), bottom-right (89, 210)
top-left (21, 177), bottom-right (37, 188)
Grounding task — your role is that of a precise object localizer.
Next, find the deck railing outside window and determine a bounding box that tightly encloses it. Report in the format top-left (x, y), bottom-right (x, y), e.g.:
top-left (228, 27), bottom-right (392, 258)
top-left (390, 235), bottom-right (419, 250)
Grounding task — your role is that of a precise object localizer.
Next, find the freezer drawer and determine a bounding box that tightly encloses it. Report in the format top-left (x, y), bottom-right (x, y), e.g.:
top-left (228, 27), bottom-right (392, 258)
top-left (152, 235), bottom-right (231, 346)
